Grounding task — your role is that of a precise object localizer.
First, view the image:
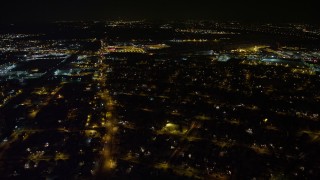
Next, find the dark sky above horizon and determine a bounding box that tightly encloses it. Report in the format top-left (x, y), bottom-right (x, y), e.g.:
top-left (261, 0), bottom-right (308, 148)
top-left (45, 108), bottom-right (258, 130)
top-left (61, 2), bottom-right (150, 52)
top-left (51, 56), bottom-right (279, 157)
top-left (0, 0), bottom-right (318, 23)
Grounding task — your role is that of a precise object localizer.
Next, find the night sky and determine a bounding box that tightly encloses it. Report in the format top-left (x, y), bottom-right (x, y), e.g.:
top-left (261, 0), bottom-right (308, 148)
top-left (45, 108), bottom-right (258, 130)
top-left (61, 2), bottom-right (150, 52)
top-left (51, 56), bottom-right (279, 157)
top-left (0, 0), bottom-right (318, 23)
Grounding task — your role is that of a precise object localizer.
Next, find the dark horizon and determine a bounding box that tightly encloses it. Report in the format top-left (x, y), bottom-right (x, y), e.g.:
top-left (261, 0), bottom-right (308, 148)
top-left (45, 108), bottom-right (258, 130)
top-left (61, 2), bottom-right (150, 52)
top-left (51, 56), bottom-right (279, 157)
top-left (1, 8), bottom-right (320, 180)
top-left (0, 0), bottom-right (318, 23)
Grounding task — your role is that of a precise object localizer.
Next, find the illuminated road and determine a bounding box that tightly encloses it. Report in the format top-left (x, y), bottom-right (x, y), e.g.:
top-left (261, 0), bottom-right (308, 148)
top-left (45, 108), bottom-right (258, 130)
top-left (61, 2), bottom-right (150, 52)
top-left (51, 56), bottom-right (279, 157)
top-left (95, 42), bottom-right (119, 176)
top-left (0, 131), bottom-right (21, 160)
